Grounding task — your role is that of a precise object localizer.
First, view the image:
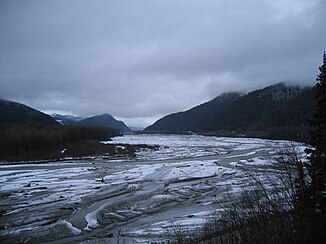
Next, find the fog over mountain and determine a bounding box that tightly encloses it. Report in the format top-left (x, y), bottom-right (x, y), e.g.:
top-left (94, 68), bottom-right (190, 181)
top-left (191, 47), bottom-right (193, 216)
top-left (0, 0), bottom-right (325, 127)
top-left (145, 83), bottom-right (315, 142)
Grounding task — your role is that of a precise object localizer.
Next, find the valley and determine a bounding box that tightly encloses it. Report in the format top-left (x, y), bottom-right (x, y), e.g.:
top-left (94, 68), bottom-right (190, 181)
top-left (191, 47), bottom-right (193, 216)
top-left (0, 134), bottom-right (308, 243)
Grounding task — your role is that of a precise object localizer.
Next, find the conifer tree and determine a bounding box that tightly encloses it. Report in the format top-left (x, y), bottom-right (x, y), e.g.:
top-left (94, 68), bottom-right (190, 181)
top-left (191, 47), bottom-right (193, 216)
top-left (299, 52), bottom-right (326, 242)
top-left (309, 51), bottom-right (326, 214)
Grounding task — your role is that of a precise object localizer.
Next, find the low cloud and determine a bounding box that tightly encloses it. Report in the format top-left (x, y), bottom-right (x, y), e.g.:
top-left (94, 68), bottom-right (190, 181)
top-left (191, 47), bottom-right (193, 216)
top-left (0, 0), bottom-right (325, 127)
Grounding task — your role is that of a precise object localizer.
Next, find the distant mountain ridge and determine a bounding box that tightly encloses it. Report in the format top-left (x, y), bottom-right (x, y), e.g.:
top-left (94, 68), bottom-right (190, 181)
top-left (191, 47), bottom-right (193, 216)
top-left (52, 113), bottom-right (82, 125)
top-left (52, 113), bottom-right (131, 132)
top-left (78, 114), bottom-right (131, 132)
top-left (144, 83), bottom-right (315, 142)
top-left (0, 99), bottom-right (131, 132)
top-left (145, 92), bottom-right (241, 133)
top-left (0, 99), bottom-right (60, 125)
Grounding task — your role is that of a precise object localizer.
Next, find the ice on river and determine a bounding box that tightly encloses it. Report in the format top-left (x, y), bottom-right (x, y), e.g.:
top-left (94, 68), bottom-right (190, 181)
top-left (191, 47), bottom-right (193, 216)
top-left (103, 134), bottom-right (294, 161)
top-left (0, 134), bottom-right (309, 243)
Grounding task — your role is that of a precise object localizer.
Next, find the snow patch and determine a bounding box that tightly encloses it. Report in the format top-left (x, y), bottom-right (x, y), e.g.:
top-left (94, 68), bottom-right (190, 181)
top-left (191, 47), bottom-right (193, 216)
top-left (61, 220), bottom-right (81, 235)
top-left (84, 210), bottom-right (99, 231)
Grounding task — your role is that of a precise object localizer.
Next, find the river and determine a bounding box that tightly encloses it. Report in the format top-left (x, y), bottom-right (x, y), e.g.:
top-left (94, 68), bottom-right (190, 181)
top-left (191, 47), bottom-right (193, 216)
top-left (0, 134), bottom-right (308, 243)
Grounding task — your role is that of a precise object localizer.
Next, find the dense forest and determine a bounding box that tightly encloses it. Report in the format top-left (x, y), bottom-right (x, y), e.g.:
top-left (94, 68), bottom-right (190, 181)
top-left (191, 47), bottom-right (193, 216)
top-left (169, 53), bottom-right (326, 244)
top-left (0, 99), bottom-right (59, 125)
top-left (145, 83), bottom-right (315, 142)
top-left (52, 113), bottom-right (132, 132)
top-left (0, 124), bottom-right (120, 161)
top-left (0, 99), bottom-right (129, 161)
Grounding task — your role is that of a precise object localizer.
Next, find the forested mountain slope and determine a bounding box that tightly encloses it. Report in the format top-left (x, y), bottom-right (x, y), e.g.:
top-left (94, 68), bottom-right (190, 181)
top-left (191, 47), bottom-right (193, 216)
top-left (145, 83), bottom-right (315, 142)
top-left (52, 113), bottom-right (131, 132)
top-left (0, 99), bottom-right (60, 125)
top-left (77, 114), bottom-right (131, 132)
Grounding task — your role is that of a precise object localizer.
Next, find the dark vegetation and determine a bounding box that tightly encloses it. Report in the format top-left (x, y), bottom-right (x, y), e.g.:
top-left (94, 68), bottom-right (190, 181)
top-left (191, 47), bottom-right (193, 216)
top-left (145, 83), bottom-right (315, 142)
top-left (0, 124), bottom-right (120, 161)
top-left (168, 52), bottom-right (326, 244)
top-left (145, 92), bottom-right (241, 134)
top-left (65, 141), bottom-right (159, 159)
top-left (302, 51), bottom-right (326, 242)
top-left (52, 113), bottom-right (132, 132)
top-left (0, 98), bottom-right (137, 161)
top-left (0, 99), bottom-right (59, 125)
top-left (167, 148), bottom-right (304, 243)
top-left (78, 114), bottom-right (131, 132)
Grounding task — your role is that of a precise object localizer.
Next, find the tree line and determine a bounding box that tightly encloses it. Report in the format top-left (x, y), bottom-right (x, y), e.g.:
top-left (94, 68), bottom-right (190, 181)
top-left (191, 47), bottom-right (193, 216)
top-left (0, 124), bottom-right (120, 161)
top-left (169, 52), bottom-right (326, 243)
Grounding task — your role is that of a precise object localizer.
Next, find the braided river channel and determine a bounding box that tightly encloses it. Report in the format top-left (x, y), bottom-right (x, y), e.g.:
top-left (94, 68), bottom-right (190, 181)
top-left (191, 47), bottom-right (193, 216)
top-left (0, 134), bottom-right (308, 243)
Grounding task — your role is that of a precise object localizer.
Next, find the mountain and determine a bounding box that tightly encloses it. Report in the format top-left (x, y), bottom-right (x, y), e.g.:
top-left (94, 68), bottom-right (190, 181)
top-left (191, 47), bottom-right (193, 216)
top-left (205, 83), bottom-right (314, 131)
top-left (130, 126), bottom-right (145, 131)
top-left (77, 114), bottom-right (131, 132)
top-left (52, 113), bottom-right (82, 125)
top-left (145, 92), bottom-right (241, 133)
top-left (144, 83), bottom-right (315, 142)
top-left (52, 113), bottom-right (131, 132)
top-left (78, 114), bottom-right (131, 132)
top-left (0, 99), bottom-right (60, 125)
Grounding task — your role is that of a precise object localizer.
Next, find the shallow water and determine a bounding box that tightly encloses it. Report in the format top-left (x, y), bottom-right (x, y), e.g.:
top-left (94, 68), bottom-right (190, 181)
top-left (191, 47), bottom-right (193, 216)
top-left (0, 134), bottom-right (308, 243)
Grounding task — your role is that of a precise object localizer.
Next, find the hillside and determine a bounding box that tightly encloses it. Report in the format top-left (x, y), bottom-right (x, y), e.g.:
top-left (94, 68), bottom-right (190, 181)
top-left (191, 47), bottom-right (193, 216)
top-left (144, 83), bottom-right (315, 141)
top-left (52, 113), bottom-right (82, 125)
top-left (145, 92), bottom-right (241, 133)
top-left (77, 114), bottom-right (131, 132)
top-left (52, 113), bottom-right (131, 132)
top-left (0, 99), bottom-right (60, 125)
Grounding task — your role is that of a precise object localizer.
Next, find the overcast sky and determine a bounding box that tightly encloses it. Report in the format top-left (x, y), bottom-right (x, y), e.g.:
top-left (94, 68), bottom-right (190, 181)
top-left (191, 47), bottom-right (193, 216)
top-left (0, 0), bottom-right (325, 127)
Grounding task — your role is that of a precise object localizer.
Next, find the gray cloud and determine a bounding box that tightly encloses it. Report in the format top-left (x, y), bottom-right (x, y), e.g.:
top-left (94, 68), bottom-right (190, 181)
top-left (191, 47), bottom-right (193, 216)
top-left (0, 0), bottom-right (325, 127)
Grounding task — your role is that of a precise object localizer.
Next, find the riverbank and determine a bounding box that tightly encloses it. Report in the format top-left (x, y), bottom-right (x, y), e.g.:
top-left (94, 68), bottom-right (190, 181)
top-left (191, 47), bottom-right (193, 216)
top-left (0, 135), bottom-right (308, 243)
